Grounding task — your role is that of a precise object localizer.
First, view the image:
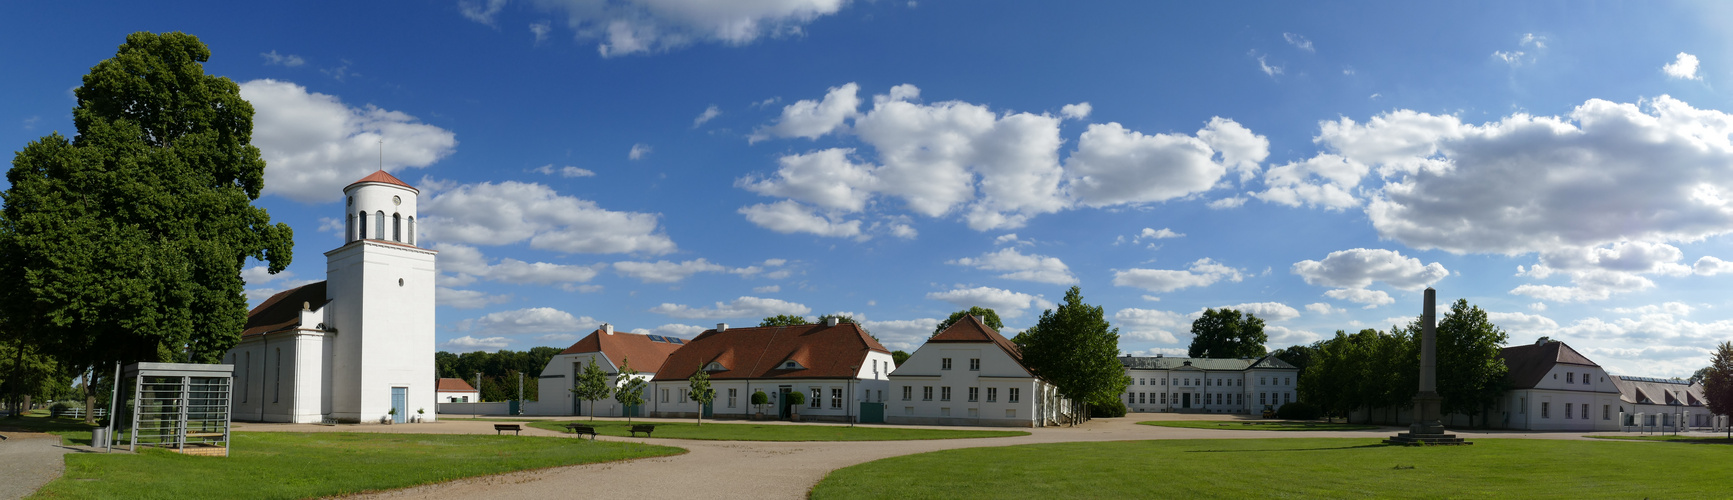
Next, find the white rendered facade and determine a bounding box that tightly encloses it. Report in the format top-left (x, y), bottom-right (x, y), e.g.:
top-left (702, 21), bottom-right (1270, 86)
top-left (885, 316), bottom-right (1067, 427)
top-left (1498, 364), bottom-right (1622, 431)
top-left (530, 351), bottom-right (657, 417)
top-left (649, 353), bottom-right (894, 421)
top-left (1119, 356), bottom-right (1300, 414)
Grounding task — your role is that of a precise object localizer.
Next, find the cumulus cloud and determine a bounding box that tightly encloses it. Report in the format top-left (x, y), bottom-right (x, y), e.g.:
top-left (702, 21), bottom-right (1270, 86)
top-left (440, 335), bottom-right (511, 352)
top-left (495, 0), bottom-right (850, 57)
top-left (1324, 287), bottom-right (1393, 308)
top-left (1663, 52), bottom-right (1701, 80)
top-left (1694, 256), bottom-right (1733, 276)
top-left (649, 296), bottom-right (810, 319)
top-left (737, 148), bottom-right (878, 212)
top-left (240, 79), bottom-right (457, 202)
top-left (649, 323), bottom-right (708, 338)
top-left (1207, 302), bottom-right (1300, 322)
top-left (1115, 308), bottom-right (1188, 343)
top-left (862, 317), bottom-right (941, 351)
top-left (1136, 228), bottom-right (1184, 241)
top-left (435, 243), bottom-right (602, 289)
top-left (693, 104), bottom-right (722, 127)
top-left (1291, 248), bottom-right (1447, 305)
top-left (628, 143), bottom-right (652, 160)
top-left (532, 164), bottom-right (596, 177)
top-left (751, 83), bottom-right (861, 141)
top-left (1610, 302), bottom-right (1693, 316)
top-left (436, 287), bottom-right (513, 309)
top-left (1112, 258), bottom-right (1244, 293)
top-left (1306, 303), bottom-right (1345, 315)
top-left (1060, 102), bottom-right (1092, 120)
top-left (1511, 241), bottom-right (1692, 301)
top-left (1488, 311), bottom-right (1560, 334)
top-left (738, 200), bottom-right (864, 239)
top-left (948, 248), bottom-right (1078, 285)
top-left (1265, 325), bottom-right (1322, 346)
top-left (613, 258), bottom-right (755, 283)
top-left (926, 286), bottom-right (1044, 318)
top-left (456, 307), bottom-right (597, 336)
top-left (421, 181), bottom-right (675, 255)
top-left (1255, 153), bottom-right (1366, 209)
top-left (1069, 118), bottom-right (1261, 207)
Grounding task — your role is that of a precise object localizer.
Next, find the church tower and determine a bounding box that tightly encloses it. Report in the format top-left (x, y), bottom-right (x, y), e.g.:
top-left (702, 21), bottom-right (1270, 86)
top-left (324, 171), bottom-right (438, 423)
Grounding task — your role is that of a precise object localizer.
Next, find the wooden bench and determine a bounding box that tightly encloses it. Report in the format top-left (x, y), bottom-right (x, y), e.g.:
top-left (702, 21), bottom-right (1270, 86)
top-left (628, 424), bottom-right (655, 437)
top-left (564, 423), bottom-right (597, 438)
top-left (494, 424), bottom-right (522, 435)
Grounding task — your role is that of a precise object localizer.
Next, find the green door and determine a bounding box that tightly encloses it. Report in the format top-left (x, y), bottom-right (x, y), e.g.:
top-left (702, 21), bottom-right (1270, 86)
top-left (778, 387), bottom-right (792, 420)
top-left (1182, 393), bottom-right (1191, 409)
top-left (702, 401), bottom-right (713, 418)
top-left (859, 402), bottom-right (885, 423)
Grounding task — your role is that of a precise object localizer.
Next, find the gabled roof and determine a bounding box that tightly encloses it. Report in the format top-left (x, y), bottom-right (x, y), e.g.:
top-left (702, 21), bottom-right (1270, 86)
top-left (345, 170), bottom-right (417, 193)
top-left (242, 281), bottom-right (328, 338)
top-left (1610, 376), bottom-right (1704, 407)
top-left (557, 328), bottom-right (685, 374)
top-left (653, 322), bottom-right (889, 381)
top-left (1499, 340), bottom-right (1598, 389)
top-left (437, 378), bottom-right (478, 393)
top-left (929, 315), bottom-right (1024, 362)
top-left (1119, 355), bottom-right (1296, 371)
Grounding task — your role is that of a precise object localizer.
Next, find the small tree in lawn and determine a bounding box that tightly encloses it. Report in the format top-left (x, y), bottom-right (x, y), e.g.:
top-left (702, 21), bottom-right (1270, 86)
top-left (751, 390), bottom-right (769, 418)
top-left (614, 357), bottom-right (647, 424)
top-left (1702, 341), bottom-right (1733, 438)
top-left (570, 358), bottom-right (611, 421)
top-left (688, 363), bottom-right (716, 426)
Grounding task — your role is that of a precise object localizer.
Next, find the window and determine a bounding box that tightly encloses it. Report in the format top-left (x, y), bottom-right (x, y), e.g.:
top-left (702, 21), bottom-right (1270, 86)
top-left (1136, 393), bottom-right (1144, 404)
top-left (1161, 378), bottom-right (1167, 385)
top-left (728, 388), bottom-right (738, 408)
top-left (1260, 392), bottom-right (1267, 405)
top-left (1285, 377), bottom-right (1291, 386)
top-left (1216, 379), bottom-right (1222, 386)
top-left (1284, 393), bottom-right (1291, 404)
top-left (1565, 403), bottom-right (1572, 419)
top-left (903, 386), bottom-right (912, 401)
top-left (1584, 374), bottom-right (1591, 385)
top-left (1520, 398), bottom-right (1526, 413)
top-left (1237, 393), bottom-right (1243, 405)
top-left (877, 390), bottom-right (883, 402)
top-left (923, 386), bottom-right (933, 401)
top-left (987, 387), bottom-right (998, 402)
top-left (393, 213), bottom-right (402, 242)
top-left (941, 387), bottom-right (952, 401)
top-left (783, 361), bottom-right (799, 369)
top-left (1183, 378), bottom-right (1189, 385)
top-left (1603, 405), bottom-right (1610, 420)
top-left (1541, 402), bottom-right (1550, 418)
top-left (1160, 393), bottom-right (1167, 404)
top-left (1261, 377), bottom-right (1267, 385)
top-left (1009, 387), bottom-right (1020, 403)
top-left (1138, 378), bottom-right (1144, 385)
top-left (1567, 372), bottom-right (1574, 384)
top-left (810, 388), bottom-right (822, 409)
top-left (662, 388), bottom-right (669, 403)
top-left (680, 389), bottom-right (689, 403)
top-left (969, 358), bottom-right (980, 371)
top-left (942, 358), bottom-right (952, 370)
top-left (375, 211), bottom-right (385, 239)
top-left (968, 387), bottom-right (979, 402)
top-left (832, 388), bottom-right (843, 409)
top-left (273, 348), bottom-right (281, 403)
top-left (1215, 393), bottom-right (1221, 405)
top-left (1581, 404), bottom-right (1589, 420)
top-left (346, 214), bottom-right (355, 242)
top-left (358, 212), bottom-right (367, 240)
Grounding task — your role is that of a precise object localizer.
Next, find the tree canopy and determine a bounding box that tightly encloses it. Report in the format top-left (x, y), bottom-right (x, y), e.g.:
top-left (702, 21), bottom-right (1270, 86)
top-left (614, 357), bottom-right (647, 423)
top-left (1699, 341), bottom-right (1733, 438)
top-left (1, 31), bottom-right (293, 370)
top-left (759, 315), bottom-right (809, 327)
top-left (1014, 287), bottom-right (1128, 423)
top-left (435, 347), bottom-right (560, 401)
top-left (570, 358), bottom-right (611, 421)
top-left (688, 363), bottom-right (715, 426)
top-left (932, 307), bottom-right (1004, 335)
top-left (1187, 308), bottom-right (1268, 358)
top-left (1425, 299), bottom-right (1509, 426)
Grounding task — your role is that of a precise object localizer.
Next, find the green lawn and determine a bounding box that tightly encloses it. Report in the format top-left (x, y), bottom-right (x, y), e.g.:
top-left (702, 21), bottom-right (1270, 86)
top-left (527, 420), bottom-right (1029, 441)
top-left (1138, 420), bottom-right (1381, 431)
top-left (0, 414), bottom-right (101, 445)
top-left (1589, 434), bottom-right (1733, 444)
top-left (30, 432), bottom-right (683, 499)
top-left (811, 438), bottom-right (1732, 499)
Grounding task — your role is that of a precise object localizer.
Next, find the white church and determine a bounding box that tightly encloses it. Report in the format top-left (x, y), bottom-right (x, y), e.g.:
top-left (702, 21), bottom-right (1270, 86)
top-left (227, 171), bottom-right (438, 424)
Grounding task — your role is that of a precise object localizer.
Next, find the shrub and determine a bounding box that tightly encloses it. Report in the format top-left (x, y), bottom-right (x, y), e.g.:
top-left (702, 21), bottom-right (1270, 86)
top-left (751, 391), bottom-right (769, 406)
top-left (786, 391), bottom-right (805, 407)
top-left (1089, 399), bottom-right (1127, 418)
top-left (1276, 401), bottom-right (1323, 420)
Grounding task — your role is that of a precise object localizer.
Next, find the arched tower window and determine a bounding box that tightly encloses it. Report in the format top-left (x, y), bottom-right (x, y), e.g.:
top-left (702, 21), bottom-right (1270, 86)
top-left (346, 213), bottom-right (355, 242)
top-left (357, 212), bottom-right (368, 241)
top-left (375, 211), bottom-right (385, 240)
top-left (393, 213), bottom-right (402, 242)
top-left (408, 217), bottom-right (416, 246)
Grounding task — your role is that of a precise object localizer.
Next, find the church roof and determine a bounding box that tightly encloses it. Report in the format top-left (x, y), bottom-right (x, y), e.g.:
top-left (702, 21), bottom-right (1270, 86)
top-left (1499, 339), bottom-right (1599, 389)
top-left (436, 378), bottom-right (478, 393)
top-left (1119, 355), bottom-right (1296, 371)
top-left (558, 328), bottom-right (686, 374)
top-left (242, 281), bottom-right (328, 338)
top-left (653, 322), bottom-right (889, 381)
top-left (345, 170), bottom-right (417, 193)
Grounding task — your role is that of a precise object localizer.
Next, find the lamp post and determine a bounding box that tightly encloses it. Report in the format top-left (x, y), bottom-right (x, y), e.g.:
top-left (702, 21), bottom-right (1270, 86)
top-left (474, 372), bottom-right (481, 419)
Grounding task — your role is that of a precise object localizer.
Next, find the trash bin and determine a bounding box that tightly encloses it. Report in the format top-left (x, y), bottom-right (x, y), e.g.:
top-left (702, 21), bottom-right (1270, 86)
top-left (91, 427), bottom-right (109, 448)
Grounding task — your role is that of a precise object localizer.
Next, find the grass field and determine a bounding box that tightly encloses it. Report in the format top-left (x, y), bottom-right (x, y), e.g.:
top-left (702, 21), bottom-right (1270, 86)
top-left (1138, 420), bottom-right (1381, 431)
top-left (30, 432), bottom-right (682, 499)
top-left (526, 420), bottom-right (1029, 441)
top-left (0, 414), bottom-right (100, 445)
top-left (1589, 434), bottom-right (1733, 443)
top-left (811, 438), bottom-right (1733, 499)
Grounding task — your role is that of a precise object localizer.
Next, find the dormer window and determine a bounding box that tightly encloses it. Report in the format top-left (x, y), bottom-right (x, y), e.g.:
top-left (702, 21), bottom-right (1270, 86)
top-left (780, 360), bottom-right (804, 370)
top-left (705, 361), bottom-right (727, 372)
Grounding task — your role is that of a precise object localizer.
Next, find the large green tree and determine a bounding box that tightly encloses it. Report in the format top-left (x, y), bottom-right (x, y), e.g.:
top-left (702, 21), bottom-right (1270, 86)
top-left (1427, 299), bottom-right (1509, 428)
top-left (759, 315), bottom-right (809, 327)
top-left (1699, 341), bottom-right (1733, 438)
top-left (1014, 287), bottom-right (1128, 425)
top-left (1187, 309), bottom-right (1268, 358)
top-left (1, 32), bottom-right (293, 377)
top-left (932, 307), bottom-right (1004, 335)
top-left (434, 346), bottom-right (560, 401)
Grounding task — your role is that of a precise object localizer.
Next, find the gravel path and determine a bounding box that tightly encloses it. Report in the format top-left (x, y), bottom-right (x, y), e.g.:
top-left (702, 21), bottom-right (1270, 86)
top-left (0, 432), bottom-right (80, 500)
top-left (231, 414), bottom-right (1626, 500)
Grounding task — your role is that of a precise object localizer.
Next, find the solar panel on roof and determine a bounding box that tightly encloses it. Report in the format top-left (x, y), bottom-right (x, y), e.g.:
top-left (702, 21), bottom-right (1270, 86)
top-left (647, 335), bottom-right (666, 342)
top-left (670, 338), bottom-right (684, 344)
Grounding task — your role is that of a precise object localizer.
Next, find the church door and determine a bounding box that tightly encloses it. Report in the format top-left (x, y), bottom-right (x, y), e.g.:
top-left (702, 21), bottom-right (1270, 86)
top-left (391, 387), bottom-right (407, 423)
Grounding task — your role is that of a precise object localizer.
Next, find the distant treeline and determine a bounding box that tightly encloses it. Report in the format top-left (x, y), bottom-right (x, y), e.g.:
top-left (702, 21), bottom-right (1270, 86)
top-left (435, 347), bottom-right (560, 402)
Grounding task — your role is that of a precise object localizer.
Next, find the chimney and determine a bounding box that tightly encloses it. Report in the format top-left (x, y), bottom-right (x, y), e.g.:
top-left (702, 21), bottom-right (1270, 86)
top-left (717, 323), bottom-right (728, 332)
top-left (826, 317), bottom-right (840, 327)
top-left (602, 323), bottom-right (614, 335)
top-left (973, 315), bottom-right (984, 324)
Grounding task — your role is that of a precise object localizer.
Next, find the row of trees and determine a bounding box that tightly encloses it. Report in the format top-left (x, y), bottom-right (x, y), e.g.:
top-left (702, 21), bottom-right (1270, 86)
top-left (434, 347), bottom-right (561, 402)
top-left (1297, 300), bottom-right (1510, 426)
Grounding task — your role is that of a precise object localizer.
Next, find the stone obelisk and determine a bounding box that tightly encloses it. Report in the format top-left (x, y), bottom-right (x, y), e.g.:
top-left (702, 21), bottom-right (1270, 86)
top-left (1385, 287), bottom-right (1468, 445)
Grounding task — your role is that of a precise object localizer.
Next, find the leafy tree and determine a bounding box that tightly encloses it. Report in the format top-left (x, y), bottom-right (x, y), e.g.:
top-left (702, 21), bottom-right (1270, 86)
top-left (890, 350), bottom-right (910, 367)
top-left (1268, 344), bottom-right (1317, 379)
top-left (1014, 287), bottom-right (1129, 425)
top-left (1429, 299), bottom-right (1509, 428)
top-left (1700, 341), bottom-right (1733, 438)
top-left (569, 359), bottom-right (611, 421)
top-left (613, 357), bottom-right (646, 423)
top-left (688, 363), bottom-right (715, 426)
top-left (1187, 309), bottom-right (1268, 358)
top-left (434, 347), bottom-right (560, 401)
top-left (1690, 366), bottom-right (1712, 385)
top-left (2, 337), bottom-right (65, 417)
top-left (932, 307), bottom-right (1004, 335)
top-left (751, 390), bottom-right (769, 416)
top-left (759, 315), bottom-right (810, 327)
top-left (1, 32), bottom-right (294, 380)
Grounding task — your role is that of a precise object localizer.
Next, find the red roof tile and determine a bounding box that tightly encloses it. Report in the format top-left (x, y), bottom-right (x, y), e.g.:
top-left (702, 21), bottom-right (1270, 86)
top-left (653, 323), bottom-right (889, 381)
top-left (929, 314), bottom-right (1025, 365)
top-left (558, 328), bottom-right (685, 374)
top-left (1499, 339), bottom-right (1599, 389)
top-left (437, 378), bottom-right (478, 393)
top-left (345, 170), bottom-right (417, 193)
top-left (242, 281), bottom-right (328, 338)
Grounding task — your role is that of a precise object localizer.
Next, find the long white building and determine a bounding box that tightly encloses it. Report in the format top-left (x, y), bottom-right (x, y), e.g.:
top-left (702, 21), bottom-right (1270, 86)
top-left (527, 324), bottom-right (682, 417)
top-left (648, 319), bottom-right (894, 423)
top-left (1119, 355), bottom-right (1300, 414)
top-left (886, 315), bottom-right (1070, 427)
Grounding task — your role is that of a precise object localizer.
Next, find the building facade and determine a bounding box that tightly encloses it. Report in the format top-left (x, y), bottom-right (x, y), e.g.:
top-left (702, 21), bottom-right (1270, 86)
top-left (1610, 375), bottom-right (1713, 430)
top-left (648, 319), bottom-right (894, 423)
top-left (436, 378), bottom-right (479, 403)
top-left (1119, 355), bottom-right (1300, 414)
top-left (526, 324), bottom-right (683, 417)
top-left (886, 315), bottom-right (1069, 427)
top-left (1495, 338), bottom-right (1624, 431)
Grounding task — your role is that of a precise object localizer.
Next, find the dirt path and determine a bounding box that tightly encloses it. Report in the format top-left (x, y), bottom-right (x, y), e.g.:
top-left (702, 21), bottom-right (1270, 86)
top-left (0, 432), bottom-right (80, 500)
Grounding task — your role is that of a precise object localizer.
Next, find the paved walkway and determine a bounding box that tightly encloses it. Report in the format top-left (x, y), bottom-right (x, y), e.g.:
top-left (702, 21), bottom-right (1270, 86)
top-left (229, 414), bottom-right (1634, 500)
top-left (0, 432), bottom-right (85, 500)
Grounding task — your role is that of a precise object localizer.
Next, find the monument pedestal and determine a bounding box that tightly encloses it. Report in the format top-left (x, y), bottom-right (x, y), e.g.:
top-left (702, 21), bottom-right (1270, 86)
top-left (1384, 294), bottom-right (1472, 447)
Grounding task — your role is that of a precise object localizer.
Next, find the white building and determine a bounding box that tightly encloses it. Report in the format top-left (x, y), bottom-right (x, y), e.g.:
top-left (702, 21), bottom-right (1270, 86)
top-left (227, 171), bottom-right (438, 424)
top-left (526, 324), bottom-right (683, 417)
top-left (1609, 375), bottom-right (1713, 430)
top-left (648, 319), bottom-right (894, 423)
top-left (1495, 338), bottom-right (1624, 431)
top-left (886, 316), bottom-right (1069, 427)
top-left (436, 378), bottom-right (479, 403)
top-left (1119, 355), bottom-right (1300, 414)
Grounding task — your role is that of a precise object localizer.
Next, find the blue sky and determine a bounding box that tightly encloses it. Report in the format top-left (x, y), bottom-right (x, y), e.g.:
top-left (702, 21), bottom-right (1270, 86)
top-left (5, 1), bottom-right (1733, 377)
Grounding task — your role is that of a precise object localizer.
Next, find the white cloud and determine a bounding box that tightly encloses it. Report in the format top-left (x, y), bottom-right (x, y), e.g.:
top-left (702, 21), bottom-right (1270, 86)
top-left (1255, 154), bottom-right (1366, 209)
top-left (1610, 302), bottom-right (1693, 316)
top-left (753, 285), bottom-right (780, 293)
top-left (436, 287), bottom-right (513, 309)
top-left (1492, 50), bottom-right (1525, 66)
top-left (1206, 196), bottom-right (1247, 209)
top-left (459, 0), bottom-right (508, 24)
top-left (1306, 303), bottom-right (1345, 315)
top-left (1510, 241), bottom-right (1691, 302)
top-left (1265, 325), bottom-right (1321, 346)
top-left (260, 50), bottom-right (305, 67)
top-left (1325, 287), bottom-right (1394, 308)
top-left (1283, 33), bottom-right (1314, 53)
top-left (1664, 52), bottom-right (1701, 80)
top-left (1210, 302), bottom-right (1300, 322)
top-left (1060, 102), bottom-right (1092, 120)
top-left (860, 318), bottom-right (938, 351)
top-left (1492, 33), bottom-right (1545, 67)
top-left (1488, 311), bottom-right (1560, 335)
top-left (651, 323), bottom-right (708, 338)
top-left (738, 200), bottom-right (864, 239)
top-left (693, 104), bottom-right (722, 127)
top-left (649, 296), bottom-right (811, 319)
top-left (421, 181), bottom-right (675, 255)
top-left (612, 258), bottom-right (740, 283)
top-left (1069, 119), bottom-right (1260, 207)
top-left (533, 164), bottom-right (597, 177)
top-left (948, 248), bottom-right (1078, 285)
top-left (456, 307), bottom-right (597, 336)
top-left (1114, 308), bottom-right (1187, 343)
top-left (1256, 54), bottom-right (1283, 76)
top-left (1136, 227), bottom-right (1184, 241)
top-left (240, 79), bottom-right (457, 202)
top-left (925, 286), bottom-right (1043, 318)
top-left (994, 233), bottom-right (1024, 246)
top-left (628, 143), bottom-right (652, 160)
top-left (752, 83), bottom-right (861, 141)
top-left (440, 335), bottom-right (511, 352)
top-left (509, 0), bottom-right (849, 57)
top-left (1291, 248), bottom-right (1448, 304)
top-left (737, 148), bottom-right (878, 212)
top-left (1112, 258), bottom-right (1244, 293)
top-left (1695, 256), bottom-right (1733, 276)
top-left (530, 21), bottom-right (552, 42)
top-left (1530, 302), bottom-right (1548, 312)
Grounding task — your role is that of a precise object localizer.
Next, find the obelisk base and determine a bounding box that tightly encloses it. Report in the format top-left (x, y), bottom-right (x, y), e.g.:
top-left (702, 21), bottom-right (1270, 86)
top-left (1384, 391), bottom-right (1469, 446)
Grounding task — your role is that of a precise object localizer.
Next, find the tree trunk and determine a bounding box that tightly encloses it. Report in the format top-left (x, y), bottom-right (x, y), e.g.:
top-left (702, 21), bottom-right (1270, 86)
top-left (83, 366), bottom-right (97, 425)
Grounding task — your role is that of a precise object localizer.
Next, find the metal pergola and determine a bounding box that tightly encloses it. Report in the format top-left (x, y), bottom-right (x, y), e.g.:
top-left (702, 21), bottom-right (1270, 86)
top-left (118, 363), bottom-right (234, 457)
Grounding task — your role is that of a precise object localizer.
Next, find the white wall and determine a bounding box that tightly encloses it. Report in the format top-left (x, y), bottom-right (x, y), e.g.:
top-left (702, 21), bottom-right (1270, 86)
top-left (327, 181), bottom-right (438, 424)
top-left (437, 401), bottom-right (509, 416)
top-left (887, 343), bottom-right (1049, 427)
top-left (1119, 367), bottom-right (1296, 414)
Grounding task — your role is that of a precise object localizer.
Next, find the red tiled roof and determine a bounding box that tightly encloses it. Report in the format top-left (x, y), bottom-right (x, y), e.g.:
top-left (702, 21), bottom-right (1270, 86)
top-left (1499, 340), bottom-right (1598, 389)
top-left (345, 170), bottom-right (417, 193)
top-left (242, 281), bottom-right (328, 338)
top-left (929, 314), bottom-right (1025, 365)
top-left (558, 328), bottom-right (685, 374)
top-left (653, 323), bottom-right (889, 381)
top-left (437, 378), bottom-right (478, 393)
